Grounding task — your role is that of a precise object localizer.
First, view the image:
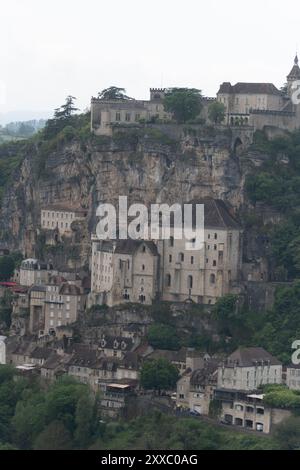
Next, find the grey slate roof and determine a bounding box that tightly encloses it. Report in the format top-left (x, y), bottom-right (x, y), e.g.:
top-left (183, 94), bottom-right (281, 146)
top-left (225, 347), bottom-right (282, 367)
top-left (218, 82), bottom-right (281, 96)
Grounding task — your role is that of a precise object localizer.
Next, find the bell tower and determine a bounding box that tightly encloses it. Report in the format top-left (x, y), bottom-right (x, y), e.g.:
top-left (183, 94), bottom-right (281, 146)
top-left (287, 54), bottom-right (300, 97)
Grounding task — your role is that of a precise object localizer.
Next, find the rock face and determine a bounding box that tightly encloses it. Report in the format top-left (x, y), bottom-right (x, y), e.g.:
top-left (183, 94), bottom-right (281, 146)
top-left (0, 127), bottom-right (244, 265)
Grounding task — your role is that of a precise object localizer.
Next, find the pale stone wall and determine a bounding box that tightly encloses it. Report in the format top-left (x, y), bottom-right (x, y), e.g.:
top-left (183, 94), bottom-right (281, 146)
top-left (41, 208), bottom-right (86, 235)
top-left (221, 399), bottom-right (271, 433)
top-left (286, 367), bottom-right (300, 390)
top-left (160, 228), bottom-right (242, 305)
top-left (44, 286), bottom-right (85, 334)
top-left (218, 364), bottom-right (282, 390)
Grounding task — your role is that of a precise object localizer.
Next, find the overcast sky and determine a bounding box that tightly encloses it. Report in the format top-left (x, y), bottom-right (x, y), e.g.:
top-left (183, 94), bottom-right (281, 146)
top-left (0, 0), bottom-right (299, 123)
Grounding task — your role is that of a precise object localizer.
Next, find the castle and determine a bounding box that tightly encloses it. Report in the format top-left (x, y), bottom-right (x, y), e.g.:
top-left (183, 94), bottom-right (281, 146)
top-left (91, 55), bottom-right (300, 135)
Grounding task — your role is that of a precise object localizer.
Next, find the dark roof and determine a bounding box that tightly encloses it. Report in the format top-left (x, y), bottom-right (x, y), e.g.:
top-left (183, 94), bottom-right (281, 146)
top-left (218, 82), bottom-right (281, 96)
top-left (99, 336), bottom-right (134, 352)
top-left (59, 283), bottom-right (82, 296)
top-left (147, 347), bottom-right (187, 363)
top-left (287, 55), bottom-right (300, 80)
top-left (42, 353), bottom-right (65, 370)
top-left (188, 198), bottom-right (240, 230)
top-left (225, 347), bottom-right (282, 367)
top-left (29, 285), bottom-right (46, 293)
top-left (190, 360), bottom-right (218, 386)
top-left (30, 347), bottom-right (53, 360)
top-left (67, 349), bottom-right (99, 368)
top-left (115, 240), bottom-right (158, 256)
top-left (12, 341), bottom-right (34, 356)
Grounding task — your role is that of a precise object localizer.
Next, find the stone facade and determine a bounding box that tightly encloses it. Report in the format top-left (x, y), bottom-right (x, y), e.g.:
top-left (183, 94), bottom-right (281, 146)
top-left (91, 239), bottom-right (159, 307)
top-left (90, 198), bottom-right (242, 307)
top-left (91, 88), bottom-right (171, 136)
top-left (41, 206), bottom-right (87, 236)
top-left (217, 56), bottom-right (300, 132)
top-left (217, 347), bottom-right (282, 391)
top-left (286, 365), bottom-right (300, 390)
top-left (19, 259), bottom-right (53, 287)
top-left (44, 275), bottom-right (86, 335)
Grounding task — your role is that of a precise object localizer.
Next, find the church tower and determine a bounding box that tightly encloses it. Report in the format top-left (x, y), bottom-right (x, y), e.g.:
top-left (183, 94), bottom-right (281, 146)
top-left (287, 54), bottom-right (300, 97)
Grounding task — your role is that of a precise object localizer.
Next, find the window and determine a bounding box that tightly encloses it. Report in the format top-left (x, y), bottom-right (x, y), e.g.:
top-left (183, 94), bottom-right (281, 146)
top-left (213, 260), bottom-right (217, 267)
top-left (169, 236), bottom-right (174, 247)
top-left (214, 233), bottom-right (217, 240)
top-left (179, 253), bottom-right (184, 262)
top-left (187, 275), bottom-right (193, 289)
top-left (191, 256), bottom-right (194, 265)
top-left (142, 265), bottom-right (145, 271)
top-left (210, 274), bottom-right (216, 284)
top-left (169, 254), bottom-right (172, 262)
top-left (125, 113), bottom-right (131, 121)
top-left (214, 245), bottom-right (217, 250)
top-left (166, 274), bottom-right (171, 287)
top-left (116, 112), bottom-right (121, 121)
top-left (135, 113), bottom-right (140, 122)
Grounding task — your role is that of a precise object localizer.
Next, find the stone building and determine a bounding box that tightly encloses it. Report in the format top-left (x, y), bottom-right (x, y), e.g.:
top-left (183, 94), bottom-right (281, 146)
top-left (217, 55), bottom-right (300, 131)
top-left (159, 198), bottom-right (242, 305)
top-left (217, 347), bottom-right (282, 391)
top-left (44, 276), bottom-right (86, 335)
top-left (19, 259), bottom-right (53, 287)
top-left (90, 198), bottom-right (242, 307)
top-left (91, 88), bottom-right (171, 136)
top-left (29, 285), bottom-right (46, 335)
top-left (0, 336), bottom-right (7, 364)
top-left (90, 239), bottom-right (160, 307)
top-left (215, 389), bottom-right (291, 434)
top-left (286, 364), bottom-right (300, 390)
top-left (41, 206), bottom-right (87, 236)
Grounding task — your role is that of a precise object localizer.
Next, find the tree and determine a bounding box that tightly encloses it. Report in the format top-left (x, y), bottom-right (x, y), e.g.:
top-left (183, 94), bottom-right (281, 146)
top-left (163, 88), bottom-right (202, 123)
top-left (148, 323), bottom-right (180, 350)
top-left (275, 417), bottom-right (300, 450)
top-left (97, 87), bottom-right (132, 101)
top-left (34, 420), bottom-right (73, 450)
top-left (140, 358), bottom-right (179, 393)
top-left (0, 256), bottom-right (15, 281)
top-left (54, 96), bottom-right (79, 120)
top-left (43, 96), bottom-right (79, 139)
top-left (208, 101), bottom-right (226, 124)
top-left (74, 394), bottom-right (94, 448)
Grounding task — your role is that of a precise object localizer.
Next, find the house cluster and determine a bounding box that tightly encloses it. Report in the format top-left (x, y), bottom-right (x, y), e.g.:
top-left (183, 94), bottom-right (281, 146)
top-left (176, 346), bottom-right (300, 434)
top-left (12, 260), bottom-right (90, 337)
top-left (91, 55), bottom-right (300, 135)
top-left (89, 198), bottom-right (243, 308)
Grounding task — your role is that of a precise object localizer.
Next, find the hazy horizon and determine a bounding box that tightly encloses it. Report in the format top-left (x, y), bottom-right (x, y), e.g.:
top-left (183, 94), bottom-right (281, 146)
top-left (1, 0), bottom-right (300, 124)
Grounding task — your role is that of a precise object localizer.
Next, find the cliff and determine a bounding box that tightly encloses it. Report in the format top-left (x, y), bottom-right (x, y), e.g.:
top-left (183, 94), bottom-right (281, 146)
top-left (0, 125), bottom-right (244, 268)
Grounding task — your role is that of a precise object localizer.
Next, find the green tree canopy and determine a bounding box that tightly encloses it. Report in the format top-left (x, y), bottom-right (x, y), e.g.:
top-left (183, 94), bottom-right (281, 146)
top-left (97, 87), bottom-right (132, 100)
top-left (0, 256), bottom-right (15, 281)
top-left (163, 88), bottom-right (203, 123)
top-left (34, 420), bottom-right (73, 450)
top-left (147, 323), bottom-right (180, 350)
top-left (208, 101), bottom-right (226, 124)
top-left (140, 358), bottom-right (179, 392)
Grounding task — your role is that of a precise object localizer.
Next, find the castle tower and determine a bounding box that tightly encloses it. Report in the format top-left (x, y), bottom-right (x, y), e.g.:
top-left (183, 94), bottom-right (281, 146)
top-left (287, 54), bottom-right (300, 97)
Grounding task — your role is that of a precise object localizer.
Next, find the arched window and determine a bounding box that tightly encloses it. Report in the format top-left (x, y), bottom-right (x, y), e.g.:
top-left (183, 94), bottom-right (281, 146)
top-left (187, 275), bottom-right (193, 289)
top-left (166, 274), bottom-right (171, 287)
top-left (210, 274), bottom-right (216, 284)
top-left (169, 236), bottom-right (174, 247)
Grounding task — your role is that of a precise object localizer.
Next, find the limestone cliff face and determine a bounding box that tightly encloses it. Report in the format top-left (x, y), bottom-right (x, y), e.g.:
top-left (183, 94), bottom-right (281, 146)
top-left (0, 128), bottom-right (243, 265)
